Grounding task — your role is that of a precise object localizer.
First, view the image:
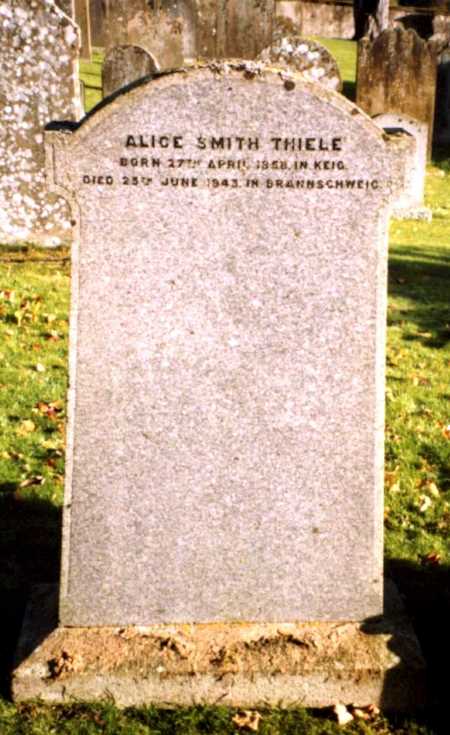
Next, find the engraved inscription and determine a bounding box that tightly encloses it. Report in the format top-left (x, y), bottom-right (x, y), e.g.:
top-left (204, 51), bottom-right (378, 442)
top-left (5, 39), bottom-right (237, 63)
top-left (81, 132), bottom-right (381, 192)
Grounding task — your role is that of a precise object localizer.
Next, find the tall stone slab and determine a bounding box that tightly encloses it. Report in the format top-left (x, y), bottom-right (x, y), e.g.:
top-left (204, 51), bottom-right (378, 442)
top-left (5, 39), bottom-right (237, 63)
top-left (43, 65), bottom-right (394, 627)
top-left (89, 0), bottom-right (105, 46)
top-left (0, 0), bottom-right (82, 246)
top-left (215, 0), bottom-right (276, 59)
top-left (102, 45), bottom-right (160, 98)
top-left (12, 64), bottom-right (427, 711)
top-left (103, 0), bottom-right (184, 70)
top-left (75, 0), bottom-right (92, 60)
top-left (356, 28), bottom-right (437, 158)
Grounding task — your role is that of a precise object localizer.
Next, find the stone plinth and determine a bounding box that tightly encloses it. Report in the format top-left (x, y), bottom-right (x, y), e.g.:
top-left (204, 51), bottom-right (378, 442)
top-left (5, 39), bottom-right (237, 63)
top-left (12, 584), bottom-right (426, 710)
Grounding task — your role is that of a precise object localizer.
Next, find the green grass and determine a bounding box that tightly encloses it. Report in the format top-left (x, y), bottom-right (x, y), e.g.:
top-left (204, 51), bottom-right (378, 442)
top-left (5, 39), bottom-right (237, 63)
top-left (0, 38), bottom-right (449, 735)
top-left (80, 48), bottom-right (103, 112)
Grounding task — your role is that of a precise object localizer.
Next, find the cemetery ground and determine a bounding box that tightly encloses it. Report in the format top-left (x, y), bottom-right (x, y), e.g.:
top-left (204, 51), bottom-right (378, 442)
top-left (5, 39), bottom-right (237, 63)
top-left (0, 40), bottom-right (449, 735)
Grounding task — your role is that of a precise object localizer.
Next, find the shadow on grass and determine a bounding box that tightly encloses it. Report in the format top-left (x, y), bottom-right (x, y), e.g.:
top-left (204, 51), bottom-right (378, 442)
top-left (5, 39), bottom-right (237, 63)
top-left (386, 558), bottom-right (450, 733)
top-left (388, 246), bottom-right (450, 349)
top-left (0, 493), bottom-right (61, 699)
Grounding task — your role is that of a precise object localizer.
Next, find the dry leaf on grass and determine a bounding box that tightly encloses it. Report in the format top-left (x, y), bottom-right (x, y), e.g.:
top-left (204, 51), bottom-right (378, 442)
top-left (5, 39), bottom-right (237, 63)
top-left (418, 495), bottom-right (432, 513)
top-left (332, 703), bottom-right (354, 726)
top-left (19, 476), bottom-right (45, 488)
top-left (232, 710), bottom-right (262, 731)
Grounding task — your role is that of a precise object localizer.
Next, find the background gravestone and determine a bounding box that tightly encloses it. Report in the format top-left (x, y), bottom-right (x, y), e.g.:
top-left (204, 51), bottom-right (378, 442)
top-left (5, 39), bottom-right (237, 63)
top-left (55, 0), bottom-right (75, 17)
top-left (259, 36), bottom-right (342, 91)
top-left (103, 0), bottom-right (184, 70)
top-left (214, 0), bottom-right (276, 59)
top-left (373, 114), bottom-right (429, 218)
top-left (75, 0), bottom-right (92, 60)
top-left (43, 66), bottom-right (393, 627)
top-left (0, 0), bottom-right (82, 247)
top-left (356, 28), bottom-right (437, 158)
top-left (102, 45), bottom-right (160, 98)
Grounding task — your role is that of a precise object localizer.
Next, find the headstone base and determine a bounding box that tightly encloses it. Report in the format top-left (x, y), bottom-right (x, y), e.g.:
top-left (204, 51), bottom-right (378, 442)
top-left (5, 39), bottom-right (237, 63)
top-left (12, 583), bottom-right (426, 711)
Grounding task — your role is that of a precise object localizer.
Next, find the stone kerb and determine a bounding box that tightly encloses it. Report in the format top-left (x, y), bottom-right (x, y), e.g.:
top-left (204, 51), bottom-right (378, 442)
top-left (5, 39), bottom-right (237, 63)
top-left (102, 45), bottom-right (160, 98)
top-left (356, 28), bottom-right (437, 159)
top-left (45, 64), bottom-right (393, 628)
top-left (0, 0), bottom-right (82, 247)
top-left (259, 36), bottom-right (342, 91)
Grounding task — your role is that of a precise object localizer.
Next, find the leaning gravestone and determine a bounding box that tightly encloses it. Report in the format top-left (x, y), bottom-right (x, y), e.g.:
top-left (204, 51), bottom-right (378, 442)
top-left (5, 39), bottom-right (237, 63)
top-left (0, 0), bottom-right (82, 246)
top-left (13, 64), bottom-right (425, 709)
top-left (259, 36), bottom-right (342, 91)
top-left (356, 28), bottom-right (437, 158)
top-left (102, 45), bottom-right (160, 98)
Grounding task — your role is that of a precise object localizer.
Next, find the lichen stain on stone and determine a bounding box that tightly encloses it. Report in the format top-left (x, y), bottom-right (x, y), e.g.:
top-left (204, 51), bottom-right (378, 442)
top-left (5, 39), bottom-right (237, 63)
top-left (0, 0), bottom-right (81, 246)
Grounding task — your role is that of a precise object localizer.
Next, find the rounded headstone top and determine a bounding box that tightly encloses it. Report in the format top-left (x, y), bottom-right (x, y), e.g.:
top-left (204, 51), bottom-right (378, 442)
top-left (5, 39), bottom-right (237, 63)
top-left (258, 37), bottom-right (342, 92)
top-left (102, 45), bottom-right (160, 98)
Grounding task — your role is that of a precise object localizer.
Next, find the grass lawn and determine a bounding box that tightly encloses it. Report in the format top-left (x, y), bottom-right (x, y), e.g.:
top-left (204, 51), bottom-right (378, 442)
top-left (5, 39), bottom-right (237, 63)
top-left (0, 41), bottom-right (449, 735)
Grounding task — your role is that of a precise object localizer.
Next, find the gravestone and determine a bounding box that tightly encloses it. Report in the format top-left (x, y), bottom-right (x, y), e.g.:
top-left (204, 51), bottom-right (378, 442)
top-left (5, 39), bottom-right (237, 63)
top-left (259, 37), bottom-right (342, 91)
top-left (0, 0), bottom-right (82, 247)
top-left (55, 0), bottom-right (75, 17)
top-left (102, 45), bottom-right (160, 98)
top-left (75, 0), bottom-right (92, 60)
top-left (13, 64), bottom-right (426, 709)
top-left (430, 20), bottom-right (450, 147)
top-left (89, 0), bottom-right (105, 46)
top-left (215, 0), bottom-right (276, 59)
top-left (373, 114), bottom-right (431, 220)
top-left (356, 28), bottom-right (437, 158)
top-left (103, 0), bottom-right (184, 70)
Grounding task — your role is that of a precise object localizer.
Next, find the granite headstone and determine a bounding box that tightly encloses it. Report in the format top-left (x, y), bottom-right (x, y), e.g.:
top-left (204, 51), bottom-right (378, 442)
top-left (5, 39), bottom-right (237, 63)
top-left (45, 64), bottom-right (393, 627)
top-left (0, 0), bottom-right (82, 246)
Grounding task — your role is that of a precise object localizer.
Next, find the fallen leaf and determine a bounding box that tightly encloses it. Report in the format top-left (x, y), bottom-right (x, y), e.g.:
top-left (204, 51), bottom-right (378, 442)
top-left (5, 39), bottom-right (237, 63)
top-left (232, 711), bottom-right (262, 732)
top-left (418, 495), bottom-right (432, 513)
top-left (428, 482), bottom-right (440, 497)
top-left (19, 476), bottom-right (45, 488)
top-left (17, 420), bottom-right (36, 436)
top-left (351, 704), bottom-right (380, 721)
top-left (0, 290), bottom-right (15, 302)
top-left (332, 703), bottom-right (354, 726)
top-left (420, 552), bottom-right (442, 567)
top-left (389, 482), bottom-right (401, 494)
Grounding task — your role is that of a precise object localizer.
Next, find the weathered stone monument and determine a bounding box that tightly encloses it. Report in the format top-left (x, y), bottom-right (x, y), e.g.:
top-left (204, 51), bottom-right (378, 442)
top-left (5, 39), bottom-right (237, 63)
top-left (430, 18), bottom-right (450, 147)
top-left (259, 37), bottom-right (342, 91)
top-left (75, 0), bottom-right (92, 60)
top-left (55, 0), bottom-right (74, 17)
top-left (0, 0), bottom-right (82, 246)
top-left (13, 64), bottom-right (425, 708)
top-left (373, 114), bottom-right (431, 220)
top-left (103, 0), bottom-right (184, 70)
top-left (102, 45), bottom-right (160, 98)
top-left (356, 28), bottom-right (437, 158)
